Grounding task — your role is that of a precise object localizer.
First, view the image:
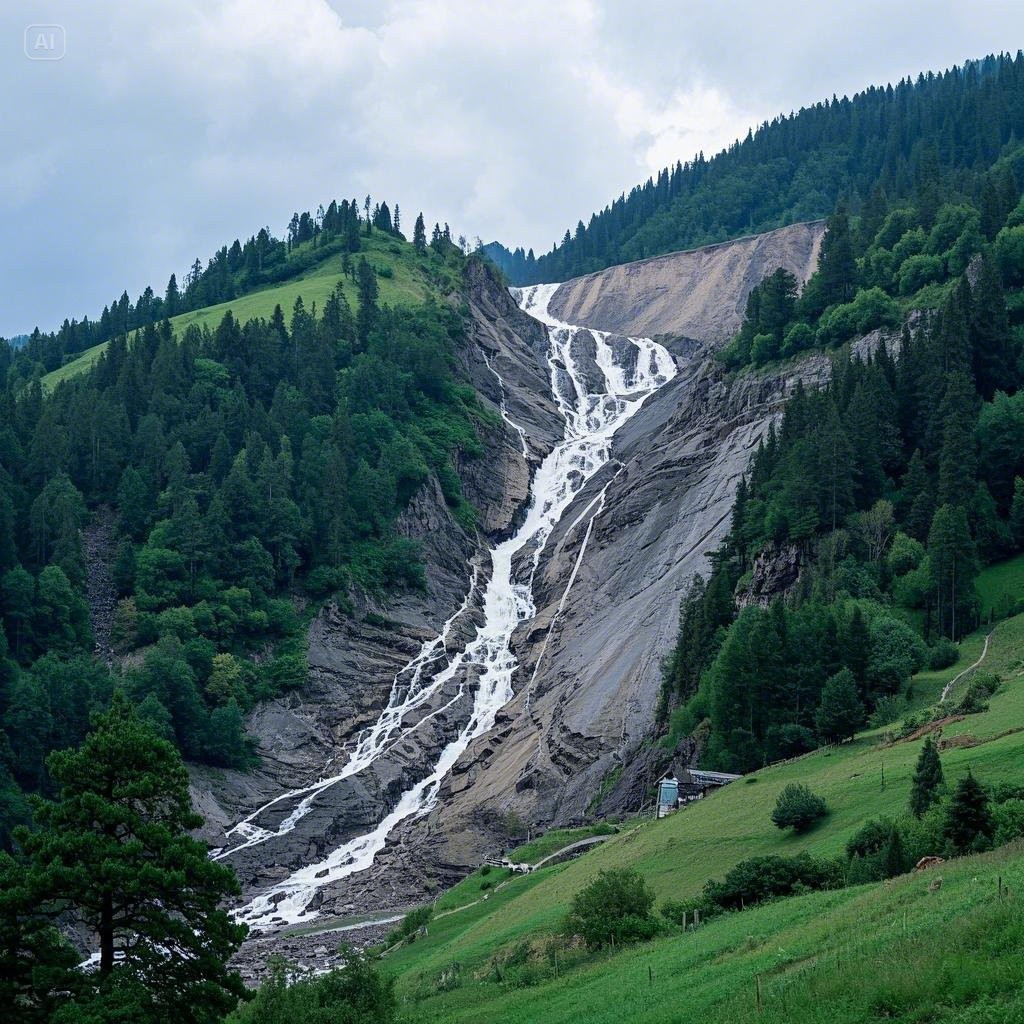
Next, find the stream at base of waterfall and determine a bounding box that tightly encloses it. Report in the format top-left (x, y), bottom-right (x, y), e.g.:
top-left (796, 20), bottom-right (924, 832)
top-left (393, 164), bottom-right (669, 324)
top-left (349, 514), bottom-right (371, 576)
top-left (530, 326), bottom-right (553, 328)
top-left (220, 284), bottom-right (677, 931)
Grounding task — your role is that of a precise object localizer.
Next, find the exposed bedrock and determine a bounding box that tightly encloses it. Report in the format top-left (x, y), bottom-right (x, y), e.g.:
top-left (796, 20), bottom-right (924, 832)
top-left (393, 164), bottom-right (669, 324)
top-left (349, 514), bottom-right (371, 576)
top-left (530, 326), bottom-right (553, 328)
top-left (195, 223), bottom-right (836, 933)
top-left (547, 220), bottom-right (825, 342)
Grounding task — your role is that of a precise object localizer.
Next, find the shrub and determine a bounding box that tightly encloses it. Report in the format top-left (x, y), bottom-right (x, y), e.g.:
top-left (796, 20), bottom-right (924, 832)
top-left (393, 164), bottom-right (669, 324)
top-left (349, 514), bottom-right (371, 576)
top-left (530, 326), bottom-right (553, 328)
top-left (227, 951), bottom-right (397, 1024)
top-left (565, 868), bottom-right (658, 949)
top-left (897, 253), bottom-right (944, 295)
top-left (869, 694), bottom-right (906, 728)
top-left (772, 783), bottom-right (828, 833)
top-left (992, 798), bottom-right (1024, 846)
top-left (781, 322), bottom-right (815, 357)
top-left (765, 722), bottom-right (817, 759)
top-left (701, 852), bottom-right (841, 912)
top-left (660, 898), bottom-right (698, 927)
top-left (957, 672), bottom-right (1000, 714)
top-left (384, 905), bottom-right (434, 947)
top-left (929, 637), bottom-right (959, 670)
top-left (816, 287), bottom-right (901, 346)
top-left (845, 817), bottom-right (894, 860)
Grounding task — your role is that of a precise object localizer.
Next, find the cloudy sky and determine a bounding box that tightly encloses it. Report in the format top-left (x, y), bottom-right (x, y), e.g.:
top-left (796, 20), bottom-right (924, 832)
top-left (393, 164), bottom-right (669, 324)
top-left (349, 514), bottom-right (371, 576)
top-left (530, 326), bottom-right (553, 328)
top-left (3, 1), bottom-right (1024, 336)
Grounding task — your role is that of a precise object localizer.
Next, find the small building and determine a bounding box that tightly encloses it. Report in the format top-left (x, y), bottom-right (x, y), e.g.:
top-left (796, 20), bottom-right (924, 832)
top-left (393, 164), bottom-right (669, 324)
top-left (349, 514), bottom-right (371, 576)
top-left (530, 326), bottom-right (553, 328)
top-left (658, 768), bottom-right (743, 815)
top-left (657, 773), bottom-right (679, 818)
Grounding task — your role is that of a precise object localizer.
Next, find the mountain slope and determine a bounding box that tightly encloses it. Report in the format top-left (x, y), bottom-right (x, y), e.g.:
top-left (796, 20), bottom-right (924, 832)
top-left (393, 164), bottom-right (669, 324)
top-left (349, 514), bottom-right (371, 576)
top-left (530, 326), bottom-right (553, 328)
top-left (492, 52), bottom-right (1024, 284)
top-left (41, 230), bottom-right (442, 390)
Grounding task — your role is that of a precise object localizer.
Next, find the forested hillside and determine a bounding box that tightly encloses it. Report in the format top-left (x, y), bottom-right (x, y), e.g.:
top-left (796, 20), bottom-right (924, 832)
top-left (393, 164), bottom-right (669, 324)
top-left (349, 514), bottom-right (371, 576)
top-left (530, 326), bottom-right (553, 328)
top-left (0, 210), bottom-right (483, 846)
top-left (488, 52), bottom-right (1024, 284)
top-left (5, 195), bottom-right (428, 376)
top-left (658, 137), bottom-right (1024, 772)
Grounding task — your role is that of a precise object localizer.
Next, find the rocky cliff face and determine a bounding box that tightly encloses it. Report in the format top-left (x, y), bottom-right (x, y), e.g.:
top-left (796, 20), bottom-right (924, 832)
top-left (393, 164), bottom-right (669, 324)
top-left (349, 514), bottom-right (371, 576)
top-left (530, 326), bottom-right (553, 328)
top-left (198, 223), bottom-right (832, 950)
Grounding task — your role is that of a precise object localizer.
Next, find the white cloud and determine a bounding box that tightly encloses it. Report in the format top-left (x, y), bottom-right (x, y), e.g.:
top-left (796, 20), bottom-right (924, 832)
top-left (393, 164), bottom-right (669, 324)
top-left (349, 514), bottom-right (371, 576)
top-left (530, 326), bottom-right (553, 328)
top-left (2, 0), bottom-right (1024, 333)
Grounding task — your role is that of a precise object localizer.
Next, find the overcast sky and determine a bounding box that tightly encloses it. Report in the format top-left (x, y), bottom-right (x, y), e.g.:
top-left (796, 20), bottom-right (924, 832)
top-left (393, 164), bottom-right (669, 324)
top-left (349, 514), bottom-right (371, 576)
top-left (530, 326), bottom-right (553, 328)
top-left (3, 1), bottom-right (1024, 336)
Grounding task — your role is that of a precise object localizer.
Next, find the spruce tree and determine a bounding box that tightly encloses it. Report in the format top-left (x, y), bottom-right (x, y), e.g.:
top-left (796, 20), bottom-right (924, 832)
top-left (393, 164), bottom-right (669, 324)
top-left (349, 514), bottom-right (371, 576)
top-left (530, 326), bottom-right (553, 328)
top-left (413, 212), bottom-right (427, 253)
top-left (943, 770), bottom-right (994, 853)
top-left (927, 504), bottom-right (978, 640)
top-left (815, 668), bottom-right (865, 743)
top-left (16, 693), bottom-right (247, 1021)
top-left (816, 205), bottom-right (857, 308)
top-left (1011, 477), bottom-right (1024, 549)
top-left (909, 735), bottom-right (944, 817)
top-left (969, 254), bottom-right (1016, 399)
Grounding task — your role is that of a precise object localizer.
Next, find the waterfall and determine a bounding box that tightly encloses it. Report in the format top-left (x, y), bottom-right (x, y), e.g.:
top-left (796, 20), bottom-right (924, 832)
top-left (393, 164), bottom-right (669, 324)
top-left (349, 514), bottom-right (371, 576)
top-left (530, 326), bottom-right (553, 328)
top-left (229, 284), bottom-right (676, 930)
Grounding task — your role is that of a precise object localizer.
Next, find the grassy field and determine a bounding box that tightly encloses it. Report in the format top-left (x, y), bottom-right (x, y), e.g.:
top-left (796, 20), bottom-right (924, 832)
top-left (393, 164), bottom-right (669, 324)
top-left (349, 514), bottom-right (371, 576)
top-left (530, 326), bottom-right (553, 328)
top-left (42, 232), bottom-right (448, 391)
top-left (381, 610), bottom-right (1024, 1021)
top-left (397, 843), bottom-right (1024, 1023)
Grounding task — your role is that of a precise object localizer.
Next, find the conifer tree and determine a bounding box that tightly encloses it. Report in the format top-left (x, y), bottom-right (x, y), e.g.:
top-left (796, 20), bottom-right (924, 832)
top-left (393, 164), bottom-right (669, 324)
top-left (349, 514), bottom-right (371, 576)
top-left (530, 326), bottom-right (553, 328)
top-left (969, 253), bottom-right (1016, 399)
top-left (413, 212), bottom-right (427, 253)
top-left (943, 769), bottom-right (994, 853)
top-left (927, 504), bottom-right (978, 640)
top-left (16, 693), bottom-right (247, 1021)
top-left (909, 735), bottom-right (944, 817)
top-left (815, 668), bottom-right (865, 743)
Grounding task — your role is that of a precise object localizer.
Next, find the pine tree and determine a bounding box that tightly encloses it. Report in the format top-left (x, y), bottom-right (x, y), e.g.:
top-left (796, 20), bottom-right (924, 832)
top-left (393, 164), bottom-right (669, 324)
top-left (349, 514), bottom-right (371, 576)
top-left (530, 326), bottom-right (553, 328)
top-left (815, 204), bottom-right (858, 309)
top-left (927, 504), bottom-right (978, 640)
top-left (815, 668), bottom-right (865, 743)
top-left (934, 370), bottom-right (978, 512)
top-left (969, 253), bottom-right (1016, 399)
top-left (413, 212), bottom-right (427, 253)
top-left (16, 693), bottom-right (247, 1020)
top-left (943, 770), bottom-right (994, 853)
top-left (909, 735), bottom-right (944, 817)
top-left (355, 257), bottom-right (379, 349)
top-left (840, 606), bottom-right (870, 696)
top-left (1011, 477), bottom-right (1024, 549)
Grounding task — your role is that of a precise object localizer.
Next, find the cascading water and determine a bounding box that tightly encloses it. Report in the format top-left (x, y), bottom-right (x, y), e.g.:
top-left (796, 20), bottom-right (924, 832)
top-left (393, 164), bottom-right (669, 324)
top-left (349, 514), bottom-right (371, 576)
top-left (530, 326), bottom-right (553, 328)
top-left (230, 284), bottom-right (676, 930)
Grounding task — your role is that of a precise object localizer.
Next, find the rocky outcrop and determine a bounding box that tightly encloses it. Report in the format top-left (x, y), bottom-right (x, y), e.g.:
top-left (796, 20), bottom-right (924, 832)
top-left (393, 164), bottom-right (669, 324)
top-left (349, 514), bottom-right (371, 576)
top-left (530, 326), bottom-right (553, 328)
top-left (199, 224), bottom-right (836, 942)
top-left (191, 259), bottom-right (564, 905)
top-left (400, 348), bottom-right (833, 868)
top-left (736, 542), bottom-right (803, 607)
top-left (548, 221), bottom-right (825, 343)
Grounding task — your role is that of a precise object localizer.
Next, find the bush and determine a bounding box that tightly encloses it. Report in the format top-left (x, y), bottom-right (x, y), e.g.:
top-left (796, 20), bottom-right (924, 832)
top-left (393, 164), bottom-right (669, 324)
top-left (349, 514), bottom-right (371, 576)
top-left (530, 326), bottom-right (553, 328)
top-left (384, 905), bottom-right (434, 947)
top-left (816, 287), bottom-right (901, 346)
top-left (992, 798), bottom-right (1024, 846)
top-left (845, 817), bottom-right (894, 860)
top-left (765, 722), bottom-right (817, 760)
top-left (772, 783), bottom-right (828, 833)
top-left (701, 852), bottom-right (841, 912)
top-left (565, 868), bottom-right (658, 949)
top-left (869, 694), bottom-right (906, 728)
top-left (660, 898), bottom-right (697, 927)
top-left (897, 253), bottom-right (945, 295)
top-left (227, 951), bottom-right (397, 1023)
top-left (929, 637), bottom-right (959, 670)
top-left (781, 322), bottom-right (815, 357)
top-left (957, 672), bottom-right (1000, 714)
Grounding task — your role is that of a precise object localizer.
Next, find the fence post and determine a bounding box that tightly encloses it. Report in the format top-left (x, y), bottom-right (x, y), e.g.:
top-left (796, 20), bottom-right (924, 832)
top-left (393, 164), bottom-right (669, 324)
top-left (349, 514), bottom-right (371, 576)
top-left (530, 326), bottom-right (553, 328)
top-left (756, 974), bottom-right (763, 1014)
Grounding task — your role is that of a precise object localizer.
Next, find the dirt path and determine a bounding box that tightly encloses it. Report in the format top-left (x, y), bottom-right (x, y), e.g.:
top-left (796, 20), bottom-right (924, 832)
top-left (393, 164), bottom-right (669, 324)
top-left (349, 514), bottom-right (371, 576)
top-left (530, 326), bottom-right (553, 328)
top-left (942, 632), bottom-right (993, 703)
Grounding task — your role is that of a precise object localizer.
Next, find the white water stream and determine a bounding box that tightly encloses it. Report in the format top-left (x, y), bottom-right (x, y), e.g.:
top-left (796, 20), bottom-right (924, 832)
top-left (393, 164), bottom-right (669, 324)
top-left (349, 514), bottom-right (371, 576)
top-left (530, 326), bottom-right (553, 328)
top-left (230, 284), bottom-right (676, 930)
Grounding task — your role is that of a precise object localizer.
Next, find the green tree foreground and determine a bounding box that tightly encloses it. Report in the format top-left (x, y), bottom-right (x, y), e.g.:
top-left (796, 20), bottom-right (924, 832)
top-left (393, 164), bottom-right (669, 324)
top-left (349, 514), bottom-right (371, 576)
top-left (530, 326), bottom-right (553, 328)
top-left (1, 693), bottom-right (246, 1023)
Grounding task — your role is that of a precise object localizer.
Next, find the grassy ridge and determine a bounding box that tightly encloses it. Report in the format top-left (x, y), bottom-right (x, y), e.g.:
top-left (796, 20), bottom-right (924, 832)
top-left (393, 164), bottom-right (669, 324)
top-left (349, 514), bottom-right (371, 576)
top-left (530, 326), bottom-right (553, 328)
top-left (42, 232), bottom-right (439, 390)
top-left (384, 607), bottom-right (1024, 1021)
